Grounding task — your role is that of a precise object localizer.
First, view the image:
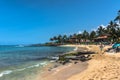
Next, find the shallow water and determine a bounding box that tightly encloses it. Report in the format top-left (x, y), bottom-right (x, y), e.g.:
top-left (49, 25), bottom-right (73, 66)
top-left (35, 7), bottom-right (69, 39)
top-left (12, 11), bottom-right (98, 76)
top-left (0, 45), bottom-right (74, 80)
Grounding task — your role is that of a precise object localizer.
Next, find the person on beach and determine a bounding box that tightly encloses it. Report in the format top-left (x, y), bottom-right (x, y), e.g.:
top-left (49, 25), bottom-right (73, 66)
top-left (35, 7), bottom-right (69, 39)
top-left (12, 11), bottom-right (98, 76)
top-left (100, 43), bottom-right (104, 52)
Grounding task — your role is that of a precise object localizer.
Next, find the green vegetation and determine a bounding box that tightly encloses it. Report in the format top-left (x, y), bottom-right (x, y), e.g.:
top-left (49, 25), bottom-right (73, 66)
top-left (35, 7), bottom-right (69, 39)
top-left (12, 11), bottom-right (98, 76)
top-left (49, 10), bottom-right (120, 44)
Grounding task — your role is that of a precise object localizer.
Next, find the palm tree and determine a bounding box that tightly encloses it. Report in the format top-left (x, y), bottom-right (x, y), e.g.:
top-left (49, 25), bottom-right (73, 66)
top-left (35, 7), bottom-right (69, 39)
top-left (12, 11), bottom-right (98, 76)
top-left (67, 35), bottom-right (73, 43)
top-left (89, 31), bottom-right (96, 42)
top-left (106, 21), bottom-right (118, 42)
top-left (77, 34), bottom-right (82, 43)
top-left (50, 38), bottom-right (54, 42)
top-left (97, 25), bottom-right (106, 36)
top-left (82, 30), bottom-right (89, 42)
top-left (62, 35), bottom-right (67, 43)
top-left (106, 21), bottom-right (114, 34)
top-left (114, 10), bottom-right (120, 23)
top-left (53, 36), bottom-right (58, 43)
top-left (57, 35), bottom-right (63, 44)
top-left (116, 27), bottom-right (120, 42)
top-left (73, 33), bottom-right (79, 43)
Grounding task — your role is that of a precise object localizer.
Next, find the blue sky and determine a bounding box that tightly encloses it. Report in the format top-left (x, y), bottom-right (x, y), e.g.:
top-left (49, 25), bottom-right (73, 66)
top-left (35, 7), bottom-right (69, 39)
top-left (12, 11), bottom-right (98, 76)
top-left (0, 0), bottom-right (119, 44)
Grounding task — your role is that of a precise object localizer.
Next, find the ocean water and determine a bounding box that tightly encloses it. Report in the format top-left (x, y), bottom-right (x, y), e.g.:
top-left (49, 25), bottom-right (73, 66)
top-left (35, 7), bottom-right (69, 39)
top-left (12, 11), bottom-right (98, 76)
top-left (0, 45), bottom-right (74, 80)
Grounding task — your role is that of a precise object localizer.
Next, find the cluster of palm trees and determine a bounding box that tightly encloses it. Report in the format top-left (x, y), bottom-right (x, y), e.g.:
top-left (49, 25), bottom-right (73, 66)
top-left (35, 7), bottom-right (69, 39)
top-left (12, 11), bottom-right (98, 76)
top-left (49, 10), bottom-right (120, 44)
top-left (50, 30), bottom-right (96, 44)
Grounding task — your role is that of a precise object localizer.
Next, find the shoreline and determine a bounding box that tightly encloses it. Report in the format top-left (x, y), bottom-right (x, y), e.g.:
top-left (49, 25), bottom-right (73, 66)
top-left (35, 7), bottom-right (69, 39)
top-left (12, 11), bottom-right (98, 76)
top-left (37, 61), bottom-right (88, 80)
top-left (37, 44), bottom-right (118, 80)
top-left (37, 44), bottom-right (93, 80)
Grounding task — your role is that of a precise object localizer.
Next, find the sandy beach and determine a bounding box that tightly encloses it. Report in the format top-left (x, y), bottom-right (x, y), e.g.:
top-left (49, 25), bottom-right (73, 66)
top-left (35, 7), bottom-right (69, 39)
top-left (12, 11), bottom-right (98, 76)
top-left (37, 44), bottom-right (94, 80)
top-left (37, 44), bottom-right (120, 80)
top-left (68, 54), bottom-right (120, 80)
top-left (68, 45), bottom-right (120, 80)
top-left (37, 61), bottom-right (88, 80)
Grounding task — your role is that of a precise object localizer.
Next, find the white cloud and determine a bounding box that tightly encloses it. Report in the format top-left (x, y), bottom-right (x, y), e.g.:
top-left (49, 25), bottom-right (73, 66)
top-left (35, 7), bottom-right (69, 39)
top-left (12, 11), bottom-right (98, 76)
top-left (100, 24), bottom-right (106, 28)
top-left (116, 22), bottom-right (120, 27)
top-left (78, 31), bottom-right (82, 34)
top-left (97, 24), bottom-right (106, 28)
top-left (91, 28), bottom-right (97, 31)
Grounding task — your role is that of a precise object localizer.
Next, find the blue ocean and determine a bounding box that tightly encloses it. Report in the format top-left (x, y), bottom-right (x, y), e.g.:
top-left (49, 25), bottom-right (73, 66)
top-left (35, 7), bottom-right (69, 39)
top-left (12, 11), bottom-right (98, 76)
top-left (0, 45), bottom-right (74, 80)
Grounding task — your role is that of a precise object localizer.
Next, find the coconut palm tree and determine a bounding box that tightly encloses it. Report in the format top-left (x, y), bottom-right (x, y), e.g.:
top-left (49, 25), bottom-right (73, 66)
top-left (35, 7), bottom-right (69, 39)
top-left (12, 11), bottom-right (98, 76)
top-left (53, 36), bottom-right (58, 43)
top-left (106, 21), bottom-right (119, 42)
top-left (62, 35), bottom-right (67, 43)
top-left (116, 27), bottom-right (120, 42)
top-left (114, 10), bottom-right (120, 24)
top-left (77, 34), bottom-right (82, 43)
top-left (50, 38), bottom-right (54, 42)
top-left (67, 35), bottom-right (73, 43)
top-left (82, 30), bottom-right (89, 42)
top-left (97, 25), bottom-right (106, 36)
top-left (89, 31), bottom-right (96, 42)
top-left (106, 21), bottom-right (114, 34)
top-left (57, 35), bottom-right (63, 44)
top-left (73, 33), bottom-right (77, 43)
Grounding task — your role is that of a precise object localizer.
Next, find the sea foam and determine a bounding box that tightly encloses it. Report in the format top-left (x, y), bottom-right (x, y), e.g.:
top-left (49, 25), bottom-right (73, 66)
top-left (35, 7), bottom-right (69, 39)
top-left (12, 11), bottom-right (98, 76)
top-left (0, 62), bottom-right (47, 77)
top-left (0, 70), bottom-right (13, 77)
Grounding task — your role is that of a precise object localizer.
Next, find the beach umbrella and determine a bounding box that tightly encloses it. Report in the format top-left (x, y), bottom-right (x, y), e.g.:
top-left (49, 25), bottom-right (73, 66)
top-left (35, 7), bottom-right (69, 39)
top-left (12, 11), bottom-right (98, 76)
top-left (112, 43), bottom-right (120, 48)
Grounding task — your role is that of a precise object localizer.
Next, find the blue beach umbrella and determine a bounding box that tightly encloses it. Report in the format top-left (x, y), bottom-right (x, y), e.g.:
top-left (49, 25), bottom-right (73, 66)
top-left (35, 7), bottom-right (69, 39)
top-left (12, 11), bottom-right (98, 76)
top-left (112, 43), bottom-right (120, 49)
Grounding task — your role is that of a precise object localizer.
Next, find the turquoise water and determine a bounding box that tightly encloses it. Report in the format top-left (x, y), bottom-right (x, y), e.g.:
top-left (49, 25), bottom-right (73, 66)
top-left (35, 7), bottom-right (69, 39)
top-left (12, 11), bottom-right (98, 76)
top-left (0, 45), bottom-right (74, 80)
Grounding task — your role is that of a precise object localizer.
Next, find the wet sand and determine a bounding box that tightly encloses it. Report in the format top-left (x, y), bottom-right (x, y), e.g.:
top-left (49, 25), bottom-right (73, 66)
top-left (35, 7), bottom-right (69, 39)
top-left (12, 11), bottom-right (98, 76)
top-left (37, 61), bottom-right (88, 80)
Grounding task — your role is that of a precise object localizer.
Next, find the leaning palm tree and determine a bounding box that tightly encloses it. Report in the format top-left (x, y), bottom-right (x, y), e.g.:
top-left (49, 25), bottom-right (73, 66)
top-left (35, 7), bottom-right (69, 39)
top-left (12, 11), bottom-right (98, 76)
top-left (114, 10), bottom-right (120, 24)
